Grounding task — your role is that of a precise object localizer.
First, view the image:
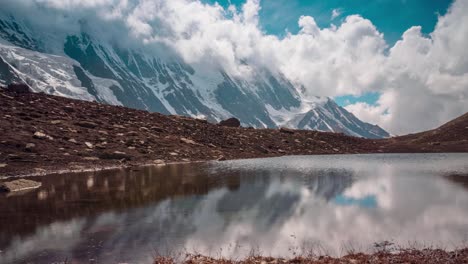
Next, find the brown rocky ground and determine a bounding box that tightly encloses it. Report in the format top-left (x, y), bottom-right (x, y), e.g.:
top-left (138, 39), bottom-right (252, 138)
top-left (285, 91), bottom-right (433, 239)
top-left (0, 88), bottom-right (467, 177)
top-left (380, 112), bottom-right (468, 153)
top-left (155, 249), bottom-right (468, 264)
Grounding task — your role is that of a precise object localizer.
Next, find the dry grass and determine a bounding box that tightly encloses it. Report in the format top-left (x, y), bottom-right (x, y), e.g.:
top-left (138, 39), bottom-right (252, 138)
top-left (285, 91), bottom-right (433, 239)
top-left (154, 248), bottom-right (468, 263)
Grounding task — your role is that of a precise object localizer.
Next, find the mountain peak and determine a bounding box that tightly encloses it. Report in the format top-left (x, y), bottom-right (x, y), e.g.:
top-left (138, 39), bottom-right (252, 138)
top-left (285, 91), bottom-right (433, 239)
top-left (0, 13), bottom-right (389, 138)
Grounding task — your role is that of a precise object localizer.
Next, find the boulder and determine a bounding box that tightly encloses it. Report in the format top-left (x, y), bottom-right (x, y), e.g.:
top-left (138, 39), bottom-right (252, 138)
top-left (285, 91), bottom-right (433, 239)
top-left (6, 83), bottom-right (31, 94)
top-left (279, 127), bottom-right (295, 134)
top-left (33, 131), bottom-right (53, 140)
top-left (219, 118), bottom-right (241, 128)
top-left (0, 179), bottom-right (41, 193)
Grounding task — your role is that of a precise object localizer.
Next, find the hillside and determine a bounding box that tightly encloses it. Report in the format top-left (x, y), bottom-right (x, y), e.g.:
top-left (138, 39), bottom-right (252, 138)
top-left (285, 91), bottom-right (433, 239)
top-left (0, 87), bottom-right (466, 177)
top-left (379, 112), bottom-right (468, 153)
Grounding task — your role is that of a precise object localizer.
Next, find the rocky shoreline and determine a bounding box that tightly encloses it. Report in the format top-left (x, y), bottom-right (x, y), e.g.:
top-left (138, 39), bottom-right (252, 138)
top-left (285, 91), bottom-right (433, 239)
top-left (1, 87), bottom-right (467, 177)
top-left (155, 249), bottom-right (468, 263)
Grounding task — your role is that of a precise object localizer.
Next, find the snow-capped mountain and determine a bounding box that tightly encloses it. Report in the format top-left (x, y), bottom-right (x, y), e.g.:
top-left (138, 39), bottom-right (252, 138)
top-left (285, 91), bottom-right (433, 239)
top-left (0, 14), bottom-right (389, 139)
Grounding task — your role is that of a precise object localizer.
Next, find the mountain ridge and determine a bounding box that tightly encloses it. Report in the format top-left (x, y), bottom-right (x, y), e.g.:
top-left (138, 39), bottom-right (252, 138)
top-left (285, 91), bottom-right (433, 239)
top-left (0, 13), bottom-right (389, 139)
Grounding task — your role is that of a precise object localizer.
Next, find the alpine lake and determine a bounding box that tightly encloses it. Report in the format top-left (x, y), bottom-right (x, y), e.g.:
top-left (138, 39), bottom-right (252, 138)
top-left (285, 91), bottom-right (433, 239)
top-left (1, 153), bottom-right (468, 263)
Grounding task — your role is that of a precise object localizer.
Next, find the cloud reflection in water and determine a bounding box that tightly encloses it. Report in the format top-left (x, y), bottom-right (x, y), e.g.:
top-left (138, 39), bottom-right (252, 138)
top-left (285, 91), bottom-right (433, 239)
top-left (1, 154), bottom-right (467, 263)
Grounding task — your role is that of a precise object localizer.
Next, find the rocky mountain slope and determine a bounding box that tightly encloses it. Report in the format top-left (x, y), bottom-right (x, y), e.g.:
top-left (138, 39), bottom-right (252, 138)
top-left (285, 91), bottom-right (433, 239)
top-left (379, 112), bottom-right (468, 153)
top-left (0, 13), bottom-right (389, 139)
top-left (0, 87), bottom-right (466, 177)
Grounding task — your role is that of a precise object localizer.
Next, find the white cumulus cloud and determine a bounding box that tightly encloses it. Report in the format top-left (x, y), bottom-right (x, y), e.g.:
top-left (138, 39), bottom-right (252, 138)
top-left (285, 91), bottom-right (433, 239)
top-left (1, 0), bottom-right (468, 135)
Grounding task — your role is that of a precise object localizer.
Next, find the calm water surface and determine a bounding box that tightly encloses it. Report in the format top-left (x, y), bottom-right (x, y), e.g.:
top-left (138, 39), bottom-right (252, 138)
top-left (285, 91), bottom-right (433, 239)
top-left (1, 153), bottom-right (468, 263)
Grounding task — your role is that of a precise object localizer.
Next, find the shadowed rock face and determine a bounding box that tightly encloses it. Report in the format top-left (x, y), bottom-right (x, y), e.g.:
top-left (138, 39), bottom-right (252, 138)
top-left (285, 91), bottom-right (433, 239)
top-left (0, 14), bottom-right (390, 138)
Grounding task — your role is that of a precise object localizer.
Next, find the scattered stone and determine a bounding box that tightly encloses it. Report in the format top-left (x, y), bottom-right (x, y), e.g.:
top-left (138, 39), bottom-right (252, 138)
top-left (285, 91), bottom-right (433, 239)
top-left (139, 127), bottom-right (149, 132)
top-left (127, 146), bottom-right (136, 150)
top-left (169, 152), bottom-right (179, 156)
top-left (0, 163), bottom-right (7, 168)
top-left (82, 157), bottom-right (100, 161)
top-left (50, 120), bottom-right (62, 125)
top-left (0, 179), bottom-right (41, 193)
top-left (63, 106), bottom-right (75, 113)
top-left (7, 154), bottom-right (22, 160)
top-left (85, 142), bottom-right (94, 149)
top-left (217, 156), bottom-right (226, 161)
top-left (25, 143), bottom-right (36, 152)
top-left (68, 138), bottom-right (78, 144)
top-left (98, 130), bottom-right (109, 135)
top-left (279, 127), bottom-right (295, 134)
top-left (33, 131), bottom-right (53, 140)
top-left (6, 83), bottom-right (31, 94)
top-left (74, 121), bottom-right (98, 129)
top-left (219, 117), bottom-right (241, 128)
top-left (96, 143), bottom-right (107, 149)
top-left (180, 137), bottom-right (197, 145)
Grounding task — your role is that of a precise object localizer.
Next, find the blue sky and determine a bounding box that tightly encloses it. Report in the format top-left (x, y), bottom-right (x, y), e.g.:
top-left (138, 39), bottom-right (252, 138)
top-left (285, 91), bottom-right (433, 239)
top-left (205, 0), bottom-right (454, 107)
top-left (206, 0), bottom-right (452, 45)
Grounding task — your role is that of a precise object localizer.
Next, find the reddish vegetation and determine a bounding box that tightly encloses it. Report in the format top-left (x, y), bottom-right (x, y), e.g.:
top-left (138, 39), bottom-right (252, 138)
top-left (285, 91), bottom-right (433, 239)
top-left (155, 249), bottom-right (468, 264)
top-left (0, 88), bottom-right (467, 176)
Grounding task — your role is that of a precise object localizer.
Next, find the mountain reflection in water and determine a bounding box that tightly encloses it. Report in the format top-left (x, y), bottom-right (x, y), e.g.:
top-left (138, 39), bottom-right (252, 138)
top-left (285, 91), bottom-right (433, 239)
top-left (1, 154), bottom-right (468, 264)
